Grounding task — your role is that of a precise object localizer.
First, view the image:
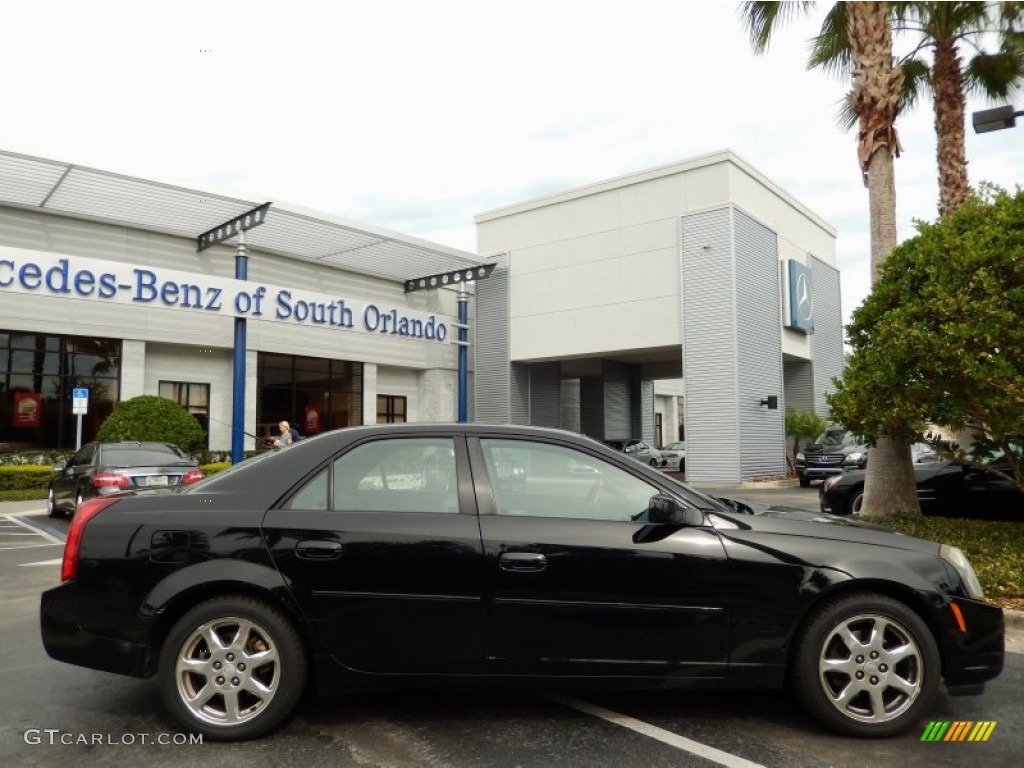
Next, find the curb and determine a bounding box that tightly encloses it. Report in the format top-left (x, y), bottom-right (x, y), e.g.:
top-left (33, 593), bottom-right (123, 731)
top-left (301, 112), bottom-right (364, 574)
top-left (1004, 608), bottom-right (1024, 631)
top-left (739, 478), bottom-right (799, 489)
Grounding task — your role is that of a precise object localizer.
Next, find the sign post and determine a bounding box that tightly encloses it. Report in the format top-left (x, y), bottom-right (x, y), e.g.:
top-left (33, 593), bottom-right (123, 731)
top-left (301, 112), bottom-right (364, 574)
top-left (72, 387), bottom-right (88, 450)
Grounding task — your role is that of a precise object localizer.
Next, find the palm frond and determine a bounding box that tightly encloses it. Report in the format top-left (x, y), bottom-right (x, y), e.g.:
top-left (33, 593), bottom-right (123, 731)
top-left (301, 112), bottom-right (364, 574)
top-left (808, 3), bottom-right (852, 78)
top-left (739, 0), bottom-right (815, 53)
top-left (964, 47), bottom-right (1024, 98)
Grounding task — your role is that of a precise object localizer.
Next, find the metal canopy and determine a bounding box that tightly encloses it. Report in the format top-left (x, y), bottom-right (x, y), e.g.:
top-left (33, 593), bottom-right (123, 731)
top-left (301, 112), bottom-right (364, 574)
top-left (0, 148), bottom-right (482, 282)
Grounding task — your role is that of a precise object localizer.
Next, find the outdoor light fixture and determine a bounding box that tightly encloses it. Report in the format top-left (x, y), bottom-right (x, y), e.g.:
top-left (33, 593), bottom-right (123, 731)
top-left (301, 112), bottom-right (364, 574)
top-left (404, 263), bottom-right (496, 293)
top-left (405, 261), bottom-right (497, 422)
top-left (972, 105), bottom-right (1022, 134)
top-left (197, 202), bottom-right (272, 252)
top-left (200, 204), bottom-right (271, 464)
top-left (760, 396), bottom-right (778, 410)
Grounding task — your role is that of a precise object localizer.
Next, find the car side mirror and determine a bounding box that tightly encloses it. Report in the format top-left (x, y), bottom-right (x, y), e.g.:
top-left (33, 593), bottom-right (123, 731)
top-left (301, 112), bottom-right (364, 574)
top-left (648, 494), bottom-right (689, 524)
top-left (53, 462), bottom-right (65, 472)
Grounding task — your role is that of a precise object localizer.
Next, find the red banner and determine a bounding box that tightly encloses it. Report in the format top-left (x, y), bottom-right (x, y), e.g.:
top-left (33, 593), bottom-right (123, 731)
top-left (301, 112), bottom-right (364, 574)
top-left (14, 392), bottom-right (41, 427)
top-left (304, 405), bottom-right (321, 435)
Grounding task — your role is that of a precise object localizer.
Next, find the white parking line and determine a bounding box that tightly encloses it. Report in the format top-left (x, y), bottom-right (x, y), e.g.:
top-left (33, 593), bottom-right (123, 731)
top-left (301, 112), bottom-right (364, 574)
top-left (1, 515), bottom-right (64, 546)
top-left (19, 558), bottom-right (63, 567)
top-left (543, 692), bottom-right (765, 768)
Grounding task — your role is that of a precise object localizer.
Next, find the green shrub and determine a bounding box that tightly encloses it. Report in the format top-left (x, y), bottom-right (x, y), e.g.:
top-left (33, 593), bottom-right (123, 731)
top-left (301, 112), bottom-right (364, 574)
top-left (200, 462), bottom-right (231, 476)
top-left (0, 488), bottom-right (47, 502)
top-left (867, 515), bottom-right (1024, 598)
top-left (0, 466), bottom-right (55, 492)
top-left (97, 395), bottom-right (205, 454)
top-left (0, 450), bottom-right (73, 467)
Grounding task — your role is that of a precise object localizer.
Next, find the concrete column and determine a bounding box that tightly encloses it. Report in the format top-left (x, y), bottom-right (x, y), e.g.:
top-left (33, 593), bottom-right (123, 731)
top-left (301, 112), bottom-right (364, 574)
top-left (363, 363), bottom-right (378, 425)
top-left (120, 340), bottom-right (146, 399)
top-left (418, 369), bottom-right (456, 422)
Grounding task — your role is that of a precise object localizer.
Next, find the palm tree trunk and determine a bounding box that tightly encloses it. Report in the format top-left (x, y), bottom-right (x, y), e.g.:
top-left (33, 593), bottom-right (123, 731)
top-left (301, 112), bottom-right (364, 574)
top-left (847, 1), bottom-right (921, 516)
top-left (933, 38), bottom-right (969, 218)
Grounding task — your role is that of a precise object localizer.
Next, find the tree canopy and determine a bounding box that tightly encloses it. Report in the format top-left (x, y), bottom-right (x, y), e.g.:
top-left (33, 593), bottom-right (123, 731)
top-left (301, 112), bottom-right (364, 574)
top-left (829, 185), bottom-right (1024, 488)
top-left (97, 395), bottom-right (206, 454)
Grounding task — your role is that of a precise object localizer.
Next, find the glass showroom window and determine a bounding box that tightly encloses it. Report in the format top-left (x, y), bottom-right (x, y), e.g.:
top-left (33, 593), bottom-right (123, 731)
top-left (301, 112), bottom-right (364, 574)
top-left (377, 395), bottom-right (407, 424)
top-left (159, 381), bottom-right (210, 448)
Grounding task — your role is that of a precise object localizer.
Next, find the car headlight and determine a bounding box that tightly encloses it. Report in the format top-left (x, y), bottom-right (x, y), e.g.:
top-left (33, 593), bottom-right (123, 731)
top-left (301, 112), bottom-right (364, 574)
top-left (843, 451), bottom-right (865, 467)
top-left (796, 452), bottom-right (804, 462)
top-left (940, 545), bottom-right (985, 600)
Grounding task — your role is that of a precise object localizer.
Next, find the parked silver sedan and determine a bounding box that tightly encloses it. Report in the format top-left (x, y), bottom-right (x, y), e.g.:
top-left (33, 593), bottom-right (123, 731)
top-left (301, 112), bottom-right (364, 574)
top-left (660, 441), bottom-right (686, 471)
top-left (603, 439), bottom-right (665, 467)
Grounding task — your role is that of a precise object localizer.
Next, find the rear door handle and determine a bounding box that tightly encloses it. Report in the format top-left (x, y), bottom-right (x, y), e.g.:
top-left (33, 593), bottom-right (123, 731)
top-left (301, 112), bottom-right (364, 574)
top-left (499, 552), bottom-right (547, 572)
top-left (295, 540), bottom-right (343, 561)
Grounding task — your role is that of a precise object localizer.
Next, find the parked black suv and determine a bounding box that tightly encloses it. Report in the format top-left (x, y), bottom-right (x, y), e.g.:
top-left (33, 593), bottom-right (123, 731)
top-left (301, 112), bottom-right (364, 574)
top-left (795, 426), bottom-right (867, 487)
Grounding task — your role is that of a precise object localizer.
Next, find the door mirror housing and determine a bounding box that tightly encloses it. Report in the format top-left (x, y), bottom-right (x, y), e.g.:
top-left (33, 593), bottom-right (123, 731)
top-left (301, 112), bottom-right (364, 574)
top-left (648, 494), bottom-right (692, 524)
top-left (53, 462), bottom-right (66, 472)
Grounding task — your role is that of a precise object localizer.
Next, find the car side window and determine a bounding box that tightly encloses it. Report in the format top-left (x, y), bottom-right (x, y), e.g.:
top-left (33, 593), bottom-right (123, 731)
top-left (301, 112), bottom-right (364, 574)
top-left (480, 439), bottom-right (659, 522)
top-left (70, 445), bottom-right (94, 467)
top-left (331, 437), bottom-right (459, 514)
top-left (282, 468), bottom-right (329, 510)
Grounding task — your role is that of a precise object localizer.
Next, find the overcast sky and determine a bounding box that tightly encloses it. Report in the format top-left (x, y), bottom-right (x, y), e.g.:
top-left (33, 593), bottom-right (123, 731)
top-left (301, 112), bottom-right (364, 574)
top-left (2, 0), bottom-right (1022, 332)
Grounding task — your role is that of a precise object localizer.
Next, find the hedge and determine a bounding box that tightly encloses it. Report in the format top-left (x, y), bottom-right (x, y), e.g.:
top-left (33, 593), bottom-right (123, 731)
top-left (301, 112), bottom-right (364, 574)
top-left (0, 466), bottom-right (55, 491)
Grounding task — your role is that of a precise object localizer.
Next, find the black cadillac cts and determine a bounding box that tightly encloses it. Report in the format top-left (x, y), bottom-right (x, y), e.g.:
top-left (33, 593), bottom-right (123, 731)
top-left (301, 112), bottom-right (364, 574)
top-left (41, 425), bottom-right (1003, 742)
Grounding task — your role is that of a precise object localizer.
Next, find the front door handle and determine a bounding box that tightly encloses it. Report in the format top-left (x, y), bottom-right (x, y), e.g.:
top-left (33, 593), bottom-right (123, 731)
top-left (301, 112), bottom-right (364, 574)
top-left (295, 540), bottom-right (343, 561)
top-left (499, 552), bottom-right (547, 572)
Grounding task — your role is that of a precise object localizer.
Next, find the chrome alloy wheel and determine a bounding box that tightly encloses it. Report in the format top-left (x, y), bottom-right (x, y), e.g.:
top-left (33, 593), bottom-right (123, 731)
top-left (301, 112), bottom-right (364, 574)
top-left (818, 613), bottom-right (924, 724)
top-left (175, 617), bottom-right (281, 727)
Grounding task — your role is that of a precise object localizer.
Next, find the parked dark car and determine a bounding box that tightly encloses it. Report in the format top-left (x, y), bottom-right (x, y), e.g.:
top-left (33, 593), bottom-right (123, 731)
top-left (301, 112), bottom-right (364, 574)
top-left (821, 454), bottom-right (1023, 519)
top-left (41, 424), bottom-right (1002, 742)
top-left (797, 428), bottom-right (939, 487)
top-left (603, 438), bottom-right (665, 467)
top-left (47, 441), bottom-right (204, 518)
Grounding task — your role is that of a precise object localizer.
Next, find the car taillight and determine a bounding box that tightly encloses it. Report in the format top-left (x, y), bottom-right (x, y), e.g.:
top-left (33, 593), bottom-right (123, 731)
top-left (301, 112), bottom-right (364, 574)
top-left (92, 472), bottom-right (130, 488)
top-left (182, 470), bottom-right (205, 485)
top-left (61, 497), bottom-right (121, 582)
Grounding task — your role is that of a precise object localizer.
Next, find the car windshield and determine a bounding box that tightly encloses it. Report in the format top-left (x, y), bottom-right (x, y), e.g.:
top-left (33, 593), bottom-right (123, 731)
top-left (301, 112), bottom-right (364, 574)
top-left (663, 442), bottom-right (685, 451)
top-left (604, 440), bottom-right (627, 450)
top-left (815, 428), bottom-right (862, 448)
top-left (99, 445), bottom-right (189, 466)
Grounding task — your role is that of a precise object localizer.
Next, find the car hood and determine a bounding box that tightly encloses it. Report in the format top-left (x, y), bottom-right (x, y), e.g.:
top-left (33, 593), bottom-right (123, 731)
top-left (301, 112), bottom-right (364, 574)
top-left (709, 497), bottom-right (941, 556)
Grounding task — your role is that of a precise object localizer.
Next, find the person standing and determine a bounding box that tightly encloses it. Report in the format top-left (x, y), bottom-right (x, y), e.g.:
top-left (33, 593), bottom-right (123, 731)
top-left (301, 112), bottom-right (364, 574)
top-left (273, 421), bottom-right (294, 448)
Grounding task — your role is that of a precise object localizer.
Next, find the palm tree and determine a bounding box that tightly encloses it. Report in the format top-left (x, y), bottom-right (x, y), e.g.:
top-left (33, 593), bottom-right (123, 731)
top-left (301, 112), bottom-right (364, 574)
top-left (742, 1), bottom-right (921, 516)
top-left (809, 2), bottom-right (1024, 218)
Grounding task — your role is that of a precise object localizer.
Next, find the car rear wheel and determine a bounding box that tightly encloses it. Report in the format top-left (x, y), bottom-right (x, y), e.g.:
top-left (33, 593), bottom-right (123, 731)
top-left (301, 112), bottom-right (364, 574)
top-left (847, 489), bottom-right (865, 516)
top-left (159, 595), bottom-right (308, 741)
top-left (648, 459), bottom-right (658, 467)
top-left (72, 489), bottom-right (84, 516)
top-left (46, 487), bottom-right (64, 518)
top-left (790, 592), bottom-right (939, 738)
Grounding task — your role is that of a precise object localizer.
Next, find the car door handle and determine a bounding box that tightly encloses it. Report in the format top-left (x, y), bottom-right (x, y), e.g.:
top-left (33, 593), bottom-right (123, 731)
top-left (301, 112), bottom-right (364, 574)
top-left (295, 540), bottom-right (343, 561)
top-left (499, 552), bottom-right (547, 572)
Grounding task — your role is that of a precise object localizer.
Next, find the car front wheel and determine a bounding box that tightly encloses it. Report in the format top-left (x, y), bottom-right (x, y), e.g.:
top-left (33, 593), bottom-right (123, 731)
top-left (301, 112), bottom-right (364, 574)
top-left (46, 487), bottom-right (63, 518)
top-left (846, 489), bottom-right (865, 516)
top-left (159, 595), bottom-right (308, 741)
top-left (799, 474), bottom-right (811, 488)
top-left (790, 592), bottom-right (940, 738)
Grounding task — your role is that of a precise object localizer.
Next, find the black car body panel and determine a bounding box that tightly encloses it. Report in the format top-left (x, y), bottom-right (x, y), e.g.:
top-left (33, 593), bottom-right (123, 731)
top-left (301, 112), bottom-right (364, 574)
top-left (820, 460), bottom-right (1023, 520)
top-left (41, 423), bottom-right (1004, 736)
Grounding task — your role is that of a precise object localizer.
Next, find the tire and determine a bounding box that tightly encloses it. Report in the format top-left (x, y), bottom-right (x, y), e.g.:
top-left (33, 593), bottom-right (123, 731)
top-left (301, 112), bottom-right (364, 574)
top-left (846, 488), bottom-right (865, 516)
top-left (799, 474), bottom-right (811, 488)
top-left (46, 486), bottom-right (64, 519)
top-left (158, 595), bottom-right (308, 742)
top-left (72, 489), bottom-right (84, 517)
top-left (790, 592), bottom-right (940, 738)
top-left (649, 459), bottom-right (659, 467)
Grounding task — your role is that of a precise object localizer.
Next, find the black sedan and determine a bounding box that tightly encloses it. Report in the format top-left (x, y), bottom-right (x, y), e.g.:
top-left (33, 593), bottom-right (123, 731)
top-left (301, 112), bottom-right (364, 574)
top-left (41, 424), bottom-right (1003, 742)
top-left (47, 441), bottom-right (204, 518)
top-left (820, 457), bottom-right (1023, 519)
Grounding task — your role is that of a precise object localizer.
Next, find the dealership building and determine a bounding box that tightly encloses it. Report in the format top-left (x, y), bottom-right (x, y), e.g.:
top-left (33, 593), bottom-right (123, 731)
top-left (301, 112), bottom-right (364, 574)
top-left (0, 148), bottom-right (841, 483)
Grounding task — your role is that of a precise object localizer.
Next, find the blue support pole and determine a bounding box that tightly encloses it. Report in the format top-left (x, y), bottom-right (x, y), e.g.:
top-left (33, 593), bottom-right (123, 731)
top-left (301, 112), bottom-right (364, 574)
top-left (457, 287), bottom-right (468, 422)
top-left (231, 232), bottom-right (248, 464)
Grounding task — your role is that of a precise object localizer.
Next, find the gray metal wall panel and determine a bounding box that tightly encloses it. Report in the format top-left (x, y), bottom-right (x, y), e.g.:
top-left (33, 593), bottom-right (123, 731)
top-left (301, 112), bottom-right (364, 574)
top-left (561, 378), bottom-right (581, 433)
top-left (810, 256), bottom-right (844, 418)
top-left (734, 210), bottom-right (786, 478)
top-left (579, 376), bottom-right (605, 439)
top-left (473, 255), bottom-right (511, 422)
top-left (603, 361), bottom-right (632, 440)
top-left (529, 362), bottom-right (562, 427)
top-left (784, 360), bottom-right (814, 413)
top-left (681, 208), bottom-right (740, 482)
top-left (510, 363), bottom-right (530, 425)
top-left (636, 377), bottom-right (656, 444)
